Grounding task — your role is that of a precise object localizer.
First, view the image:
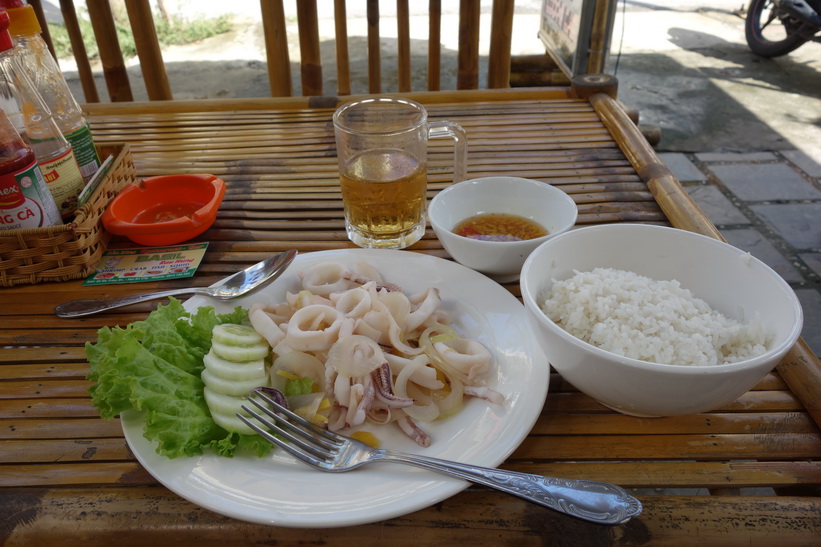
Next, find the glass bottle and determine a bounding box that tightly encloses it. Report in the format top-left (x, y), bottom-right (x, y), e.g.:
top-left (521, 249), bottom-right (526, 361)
top-left (2, 0), bottom-right (100, 182)
top-left (0, 8), bottom-right (85, 220)
top-left (0, 107), bottom-right (61, 230)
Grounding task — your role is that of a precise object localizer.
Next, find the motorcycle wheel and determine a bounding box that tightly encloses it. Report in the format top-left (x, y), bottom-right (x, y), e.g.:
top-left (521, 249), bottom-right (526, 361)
top-left (745, 0), bottom-right (809, 57)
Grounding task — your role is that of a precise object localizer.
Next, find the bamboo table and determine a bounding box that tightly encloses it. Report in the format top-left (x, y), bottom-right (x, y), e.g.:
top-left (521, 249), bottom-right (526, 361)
top-left (2, 87), bottom-right (820, 546)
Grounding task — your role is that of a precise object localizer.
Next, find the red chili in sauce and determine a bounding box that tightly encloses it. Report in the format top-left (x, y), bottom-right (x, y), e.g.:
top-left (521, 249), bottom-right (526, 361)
top-left (453, 213), bottom-right (548, 242)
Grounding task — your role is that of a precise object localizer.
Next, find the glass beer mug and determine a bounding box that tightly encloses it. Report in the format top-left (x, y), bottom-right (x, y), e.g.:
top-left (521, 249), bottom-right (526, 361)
top-left (333, 97), bottom-right (467, 249)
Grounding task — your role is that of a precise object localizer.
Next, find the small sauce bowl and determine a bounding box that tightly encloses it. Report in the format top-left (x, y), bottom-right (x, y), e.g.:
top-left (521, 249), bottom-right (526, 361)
top-left (429, 176), bottom-right (577, 282)
top-left (102, 174), bottom-right (226, 246)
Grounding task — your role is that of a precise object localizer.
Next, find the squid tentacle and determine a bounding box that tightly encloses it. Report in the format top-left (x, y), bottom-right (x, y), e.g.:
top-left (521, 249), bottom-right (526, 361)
top-left (397, 416), bottom-right (431, 447)
top-left (371, 363), bottom-right (414, 408)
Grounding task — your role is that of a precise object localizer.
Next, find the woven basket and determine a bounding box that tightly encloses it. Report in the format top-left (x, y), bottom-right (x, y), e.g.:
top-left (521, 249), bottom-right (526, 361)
top-left (0, 143), bottom-right (136, 287)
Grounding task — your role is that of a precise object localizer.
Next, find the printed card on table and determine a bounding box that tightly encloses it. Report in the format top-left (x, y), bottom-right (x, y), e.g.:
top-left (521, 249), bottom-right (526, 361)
top-left (83, 243), bottom-right (209, 285)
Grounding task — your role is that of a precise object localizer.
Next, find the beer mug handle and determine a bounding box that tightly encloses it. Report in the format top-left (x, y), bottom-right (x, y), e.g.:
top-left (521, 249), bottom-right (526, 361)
top-left (429, 121), bottom-right (467, 183)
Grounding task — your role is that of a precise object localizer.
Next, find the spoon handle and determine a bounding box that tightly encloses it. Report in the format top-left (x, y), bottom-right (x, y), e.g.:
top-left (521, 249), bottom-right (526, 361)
top-left (54, 288), bottom-right (204, 318)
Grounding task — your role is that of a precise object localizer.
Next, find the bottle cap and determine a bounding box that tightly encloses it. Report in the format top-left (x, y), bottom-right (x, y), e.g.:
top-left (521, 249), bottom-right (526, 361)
top-left (0, 10), bottom-right (13, 52)
top-left (1, 2), bottom-right (40, 36)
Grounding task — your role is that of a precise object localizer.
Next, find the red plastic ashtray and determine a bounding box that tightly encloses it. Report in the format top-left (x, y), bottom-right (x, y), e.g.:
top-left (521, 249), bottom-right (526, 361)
top-left (102, 174), bottom-right (226, 246)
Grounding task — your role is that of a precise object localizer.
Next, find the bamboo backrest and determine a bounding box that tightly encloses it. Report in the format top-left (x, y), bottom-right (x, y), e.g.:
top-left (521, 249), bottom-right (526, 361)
top-left (30, 0), bottom-right (516, 102)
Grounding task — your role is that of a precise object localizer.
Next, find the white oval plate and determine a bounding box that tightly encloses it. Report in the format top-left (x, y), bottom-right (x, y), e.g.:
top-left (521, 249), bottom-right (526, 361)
top-left (121, 249), bottom-right (549, 528)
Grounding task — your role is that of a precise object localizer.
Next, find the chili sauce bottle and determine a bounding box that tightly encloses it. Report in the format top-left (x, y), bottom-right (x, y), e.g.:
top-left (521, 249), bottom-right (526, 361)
top-left (2, 0), bottom-right (100, 182)
top-left (0, 9), bottom-right (85, 220)
top-left (0, 108), bottom-right (61, 230)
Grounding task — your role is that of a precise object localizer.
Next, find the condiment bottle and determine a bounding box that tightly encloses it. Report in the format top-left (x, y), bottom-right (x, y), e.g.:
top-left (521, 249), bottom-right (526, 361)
top-left (0, 107), bottom-right (61, 230)
top-left (0, 8), bottom-right (85, 220)
top-left (2, 0), bottom-right (100, 182)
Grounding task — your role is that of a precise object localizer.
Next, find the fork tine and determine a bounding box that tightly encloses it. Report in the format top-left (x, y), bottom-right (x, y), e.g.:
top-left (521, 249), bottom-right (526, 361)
top-left (253, 390), bottom-right (342, 445)
top-left (245, 394), bottom-right (340, 451)
top-left (239, 401), bottom-right (335, 462)
top-left (236, 412), bottom-right (328, 467)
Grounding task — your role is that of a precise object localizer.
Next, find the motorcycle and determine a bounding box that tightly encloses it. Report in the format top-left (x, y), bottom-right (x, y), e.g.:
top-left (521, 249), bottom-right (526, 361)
top-left (745, 0), bottom-right (821, 57)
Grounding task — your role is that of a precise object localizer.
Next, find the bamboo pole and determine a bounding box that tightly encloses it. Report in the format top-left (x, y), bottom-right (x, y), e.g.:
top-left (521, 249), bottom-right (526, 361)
top-left (588, 92), bottom-right (721, 238)
top-left (457, 0), bottom-right (480, 89)
top-left (366, 0), bottom-right (381, 94)
top-left (487, 0), bottom-right (514, 88)
top-left (85, 0), bottom-right (133, 102)
top-left (2, 488), bottom-right (820, 543)
top-left (333, 0), bottom-right (351, 95)
top-left (59, 0), bottom-right (100, 103)
top-left (124, 0), bottom-right (172, 100)
top-left (428, 0), bottom-right (441, 91)
top-left (82, 88), bottom-right (575, 116)
top-left (260, 0), bottom-right (292, 97)
top-left (296, 0), bottom-right (322, 96)
top-left (397, 0), bottom-right (411, 92)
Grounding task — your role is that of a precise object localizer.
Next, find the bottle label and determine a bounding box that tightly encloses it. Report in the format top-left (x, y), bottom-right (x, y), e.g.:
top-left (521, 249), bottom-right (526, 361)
top-left (39, 147), bottom-right (86, 219)
top-left (0, 159), bottom-right (62, 230)
top-left (64, 123), bottom-right (101, 181)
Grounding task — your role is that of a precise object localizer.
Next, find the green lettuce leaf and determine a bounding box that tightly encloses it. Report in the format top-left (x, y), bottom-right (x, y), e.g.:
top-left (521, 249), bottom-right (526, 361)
top-left (86, 298), bottom-right (269, 458)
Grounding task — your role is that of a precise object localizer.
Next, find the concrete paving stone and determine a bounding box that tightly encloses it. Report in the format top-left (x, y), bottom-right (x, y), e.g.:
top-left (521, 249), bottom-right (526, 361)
top-left (685, 185), bottom-right (749, 226)
top-left (799, 252), bottom-right (821, 278)
top-left (658, 153), bottom-right (706, 182)
top-left (781, 150), bottom-right (821, 179)
top-left (749, 203), bottom-right (821, 250)
top-left (710, 163), bottom-right (821, 202)
top-left (694, 152), bottom-right (777, 162)
top-left (795, 289), bottom-right (821, 358)
top-left (721, 228), bottom-right (804, 283)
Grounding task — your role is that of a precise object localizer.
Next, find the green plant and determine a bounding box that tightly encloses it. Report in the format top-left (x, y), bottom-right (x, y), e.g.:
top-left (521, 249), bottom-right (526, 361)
top-left (47, 10), bottom-right (233, 60)
top-left (153, 14), bottom-right (233, 46)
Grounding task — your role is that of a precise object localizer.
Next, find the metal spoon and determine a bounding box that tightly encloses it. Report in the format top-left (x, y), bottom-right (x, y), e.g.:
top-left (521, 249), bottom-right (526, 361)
top-left (54, 249), bottom-right (298, 318)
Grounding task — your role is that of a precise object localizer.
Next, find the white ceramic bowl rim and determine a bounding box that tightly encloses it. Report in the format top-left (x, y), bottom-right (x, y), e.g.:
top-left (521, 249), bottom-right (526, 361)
top-left (520, 224), bottom-right (804, 375)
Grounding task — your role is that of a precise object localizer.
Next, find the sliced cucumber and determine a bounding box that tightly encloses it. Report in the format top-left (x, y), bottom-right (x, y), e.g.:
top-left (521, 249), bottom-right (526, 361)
top-left (211, 339), bottom-right (269, 362)
top-left (202, 323), bottom-right (272, 434)
top-left (201, 368), bottom-right (268, 397)
top-left (212, 323), bottom-right (266, 347)
top-left (209, 407), bottom-right (258, 436)
top-left (203, 386), bottom-right (251, 416)
top-left (203, 351), bottom-right (266, 381)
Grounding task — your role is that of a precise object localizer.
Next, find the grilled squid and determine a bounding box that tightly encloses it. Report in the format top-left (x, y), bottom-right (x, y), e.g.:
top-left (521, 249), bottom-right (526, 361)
top-left (285, 304), bottom-right (343, 352)
top-left (248, 303), bottom-right (287, 348)
top-left (432, 338), bottom-right (493, 381)
top-left (327, 334), bottom-right (386, 378)
top-left (247, 259), bottom-right (502, 449)
top-left (330, 286), bottom-right (372, 318)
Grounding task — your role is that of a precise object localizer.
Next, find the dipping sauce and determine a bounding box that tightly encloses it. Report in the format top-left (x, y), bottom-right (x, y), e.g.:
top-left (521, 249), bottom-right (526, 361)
top-left (452, 213), bottom-right (548, 242)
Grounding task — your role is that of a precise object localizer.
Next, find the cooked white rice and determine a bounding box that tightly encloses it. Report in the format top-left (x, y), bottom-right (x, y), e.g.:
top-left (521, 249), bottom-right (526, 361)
top-left (541, 267), bottom-right (772, 366)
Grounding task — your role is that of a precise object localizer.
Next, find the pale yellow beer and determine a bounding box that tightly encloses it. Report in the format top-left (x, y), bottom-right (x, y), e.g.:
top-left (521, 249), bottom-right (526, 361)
top-left (334, 97), bottom-right (466, 249)
top-left (340, 149), bottom-right (426, 248)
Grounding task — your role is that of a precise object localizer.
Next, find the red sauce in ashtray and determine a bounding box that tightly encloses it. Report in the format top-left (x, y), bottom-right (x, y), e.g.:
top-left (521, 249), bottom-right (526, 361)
top-left (453, 213), bottom-right (548, 242)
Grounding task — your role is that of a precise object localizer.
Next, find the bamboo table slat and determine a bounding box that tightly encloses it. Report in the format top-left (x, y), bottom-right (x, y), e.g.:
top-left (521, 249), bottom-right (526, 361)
top-left (1, 87), bottom-right (819, 546)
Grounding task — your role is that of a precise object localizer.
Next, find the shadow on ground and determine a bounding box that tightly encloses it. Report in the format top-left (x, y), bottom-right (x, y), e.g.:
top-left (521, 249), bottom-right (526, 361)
top-left (64, 26), bottom-right (820, 156)
top-left (67, 36), bottom-right (488, 102)
top-left (615, 26), bottom-right (821, 153)
top-left (668, 27), bottom-right (821, 100)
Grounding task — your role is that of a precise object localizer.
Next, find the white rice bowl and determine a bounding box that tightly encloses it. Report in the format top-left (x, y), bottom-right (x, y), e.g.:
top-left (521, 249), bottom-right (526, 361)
top-left (520, 224), bottom-right (803, 417)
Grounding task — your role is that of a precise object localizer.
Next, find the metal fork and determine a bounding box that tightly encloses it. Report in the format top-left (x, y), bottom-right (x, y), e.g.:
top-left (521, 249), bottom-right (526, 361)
top-left (238, 392), bottom-right (642, 525)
